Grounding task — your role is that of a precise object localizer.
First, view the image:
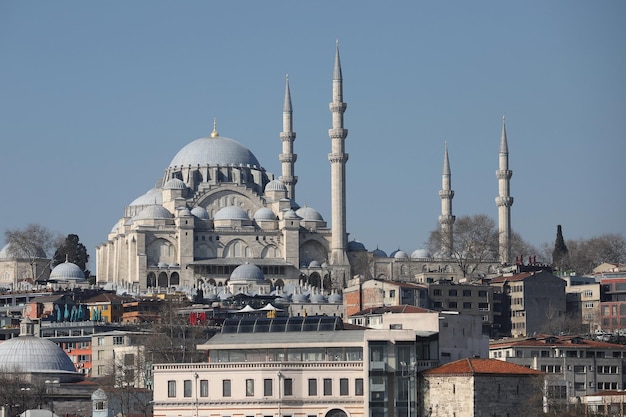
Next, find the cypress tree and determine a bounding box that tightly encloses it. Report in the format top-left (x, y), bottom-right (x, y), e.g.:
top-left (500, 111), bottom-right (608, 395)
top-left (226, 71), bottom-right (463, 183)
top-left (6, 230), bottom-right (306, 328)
top-left (552, 225), bottom-right (569, 270)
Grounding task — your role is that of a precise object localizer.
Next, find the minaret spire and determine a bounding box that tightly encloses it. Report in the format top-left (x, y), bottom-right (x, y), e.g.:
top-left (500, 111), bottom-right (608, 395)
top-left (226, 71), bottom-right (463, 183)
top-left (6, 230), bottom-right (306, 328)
top-left (438, 142), bottom-right (455, 256)
top-left (328, 41), bottom-right (349, 281)
top-left (279, 74), bottom-right (298, 202)
top-left (496, 116), bottom-right (514, 264)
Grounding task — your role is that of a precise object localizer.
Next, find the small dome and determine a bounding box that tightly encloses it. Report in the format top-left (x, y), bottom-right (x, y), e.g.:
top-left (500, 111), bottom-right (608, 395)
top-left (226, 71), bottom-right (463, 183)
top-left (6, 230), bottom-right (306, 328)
top-left (0, 243), bottom-right (47, 260)
top-left (328, 291), bottom-right (343, 304)
top-left (348, 240), bottom-right (367, 252)
top-left (230, 263), bottom-right (264, 282)
top-left (110, 222), bottom-right (119, 234)
top-left (393, 250), bottom-right (409, 260)
top-left (283, 209), bottom-right (300, 220)
top-left (411, 249), bottom-right (431, 259)
top-left (309, 260), bottom-right (321, 268)
top-left (311, 292), bottom-right (327, 304)
top-left (292, 292), bottom-right (309, 303)
top-left (177, 207), bottom-right (192, 216)
top-left (0, 335), bottom-right (76, 374)
top-left (215, 206), bottom-right (249, 221)
top-left (265, 180), bottom-right (287, 193)
top-left (129, 187), bottom-right (162, 206)
top-left (254, 207), bottom-right (277, 221)
top-left (134, 205), bottom-right (173, 220)
top-left (190, 207), bottom-right (210, 220)
top-left (372, 248), bottom-right (388, 258)
top-left (296, 206), bottom-right (324, 222)
top-left (164, 178), bottom-right (186, 190)
top-left (50, 262), bottom-right (85, 281)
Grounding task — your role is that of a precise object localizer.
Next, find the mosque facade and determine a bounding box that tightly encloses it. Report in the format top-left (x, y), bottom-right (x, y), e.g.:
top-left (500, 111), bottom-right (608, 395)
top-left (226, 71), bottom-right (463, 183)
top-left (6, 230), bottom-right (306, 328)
top-left (96, 46), bottom-right (512, 294)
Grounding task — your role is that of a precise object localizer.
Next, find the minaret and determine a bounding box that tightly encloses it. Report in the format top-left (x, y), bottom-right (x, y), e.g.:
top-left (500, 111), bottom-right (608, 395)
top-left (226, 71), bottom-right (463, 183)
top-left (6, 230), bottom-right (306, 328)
top-left (328, 42), bottom-right (349, 267)
top-left (438, 142), bottom-right (455, 256)
top-left (279, 75), bottom-right (298, 203)
top-left (495, 117), bottom-right (514, 264)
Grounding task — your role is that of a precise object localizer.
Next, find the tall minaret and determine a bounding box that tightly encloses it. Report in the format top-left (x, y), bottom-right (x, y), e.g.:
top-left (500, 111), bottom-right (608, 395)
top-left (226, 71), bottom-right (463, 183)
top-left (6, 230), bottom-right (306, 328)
top-left (328, 42), bottom-right (349, 267)
top-left (279, 75), bottom-right (297, 203)
top-left (495, 117), bottom-right (514, 264)
top-left (438, 142), bottom-right (455, 256)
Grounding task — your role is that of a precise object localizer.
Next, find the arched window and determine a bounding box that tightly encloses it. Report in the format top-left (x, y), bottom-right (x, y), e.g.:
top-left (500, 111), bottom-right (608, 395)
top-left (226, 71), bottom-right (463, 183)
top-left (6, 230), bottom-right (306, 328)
top-left (170, 272), bottom-right (180, 286)
top-left (147, 272), bottom-right (156, 287)
top-left (157, 272), bottom-right (168, 287)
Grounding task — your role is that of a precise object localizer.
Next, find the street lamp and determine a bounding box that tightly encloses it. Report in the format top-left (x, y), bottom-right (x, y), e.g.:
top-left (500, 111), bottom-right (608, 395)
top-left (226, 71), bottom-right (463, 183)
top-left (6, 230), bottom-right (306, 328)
top-left (401, 361), bottom-right (417, 417)
top-left (44, 379), bottom-right (60, 416)
top-left (20, 387), bottom-right (31, 413)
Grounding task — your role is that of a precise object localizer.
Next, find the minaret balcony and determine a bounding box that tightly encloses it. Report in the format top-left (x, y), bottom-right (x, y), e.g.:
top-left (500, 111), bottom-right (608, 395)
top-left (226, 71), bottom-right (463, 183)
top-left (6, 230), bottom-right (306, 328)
top-left (280, 132), bottom-right (296, 141)
top-left (439, 190), bottom-right (455, 199)
top-left (329, 102), bottom-right (347, 113)
top-left (495, 196), bottom-right (514, 207)
top-left (328, 128), bottom-right (348, 139)
top-left (496, 170), bottom-right (513, 180)
top-left (279, 153), bottom-right (298, 163)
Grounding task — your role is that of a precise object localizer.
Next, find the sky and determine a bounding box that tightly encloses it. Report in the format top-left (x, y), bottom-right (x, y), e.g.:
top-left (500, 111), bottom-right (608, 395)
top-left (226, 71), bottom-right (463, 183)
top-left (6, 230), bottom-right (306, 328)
top-left (1, 1), bottom-right (625, 269)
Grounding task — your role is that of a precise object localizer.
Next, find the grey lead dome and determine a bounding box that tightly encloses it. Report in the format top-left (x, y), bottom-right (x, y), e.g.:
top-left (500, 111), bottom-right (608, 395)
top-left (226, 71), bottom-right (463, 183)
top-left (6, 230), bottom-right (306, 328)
top-left (168, 136), bottom-right (262, 169)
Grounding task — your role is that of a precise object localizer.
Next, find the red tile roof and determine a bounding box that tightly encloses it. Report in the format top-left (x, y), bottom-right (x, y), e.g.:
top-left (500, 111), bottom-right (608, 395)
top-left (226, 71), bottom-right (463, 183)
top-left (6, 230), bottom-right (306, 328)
top-left (423, 358), bottom-right (543, 376)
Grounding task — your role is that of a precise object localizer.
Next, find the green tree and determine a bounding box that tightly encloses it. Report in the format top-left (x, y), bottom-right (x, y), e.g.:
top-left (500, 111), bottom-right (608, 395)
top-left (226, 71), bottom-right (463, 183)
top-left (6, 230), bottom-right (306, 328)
top-left (552, 225), bottom-right (570, 271)
top-left (52, 234), bottom-right (91, 280)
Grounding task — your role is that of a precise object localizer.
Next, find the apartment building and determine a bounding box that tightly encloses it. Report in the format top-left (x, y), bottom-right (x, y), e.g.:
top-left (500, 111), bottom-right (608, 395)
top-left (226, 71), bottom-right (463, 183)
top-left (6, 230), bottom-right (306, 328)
top-left (152, 315), bottom-right (439, 417)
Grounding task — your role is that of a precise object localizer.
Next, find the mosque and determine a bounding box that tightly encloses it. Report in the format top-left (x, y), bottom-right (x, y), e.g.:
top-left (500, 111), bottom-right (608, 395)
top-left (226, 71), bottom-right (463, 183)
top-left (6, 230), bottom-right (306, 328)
top-left (95, 45), bottom-right (513, 295)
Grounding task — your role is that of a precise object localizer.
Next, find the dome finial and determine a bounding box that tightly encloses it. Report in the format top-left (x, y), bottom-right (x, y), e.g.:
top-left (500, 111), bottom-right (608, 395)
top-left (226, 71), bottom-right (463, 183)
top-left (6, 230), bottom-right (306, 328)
top-left (211, 117), bottom-right (219, 138)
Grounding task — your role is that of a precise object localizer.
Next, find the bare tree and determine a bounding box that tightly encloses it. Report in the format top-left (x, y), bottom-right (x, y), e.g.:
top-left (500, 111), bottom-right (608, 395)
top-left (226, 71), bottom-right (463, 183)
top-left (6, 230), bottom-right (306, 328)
top-left (566, 233), bottom-right (626, 275)
top-left (428, 214), bottom-right (499, 278)
top-left (4, 224), bottom-right (63, 282)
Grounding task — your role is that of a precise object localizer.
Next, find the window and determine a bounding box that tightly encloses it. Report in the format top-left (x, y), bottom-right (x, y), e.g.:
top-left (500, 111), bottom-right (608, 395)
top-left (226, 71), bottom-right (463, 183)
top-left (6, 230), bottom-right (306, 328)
top-left (184, 380), bottom-right (192, 397)
top-left (124, 353), bottom-right (135, 366)
top-left (264, 379), bottom-right (273, 396)
top-left (463, 290), bottom-right (472, 297)
top-left (389, 290), bottom-right (396, 298)
top-left (200, 380), bottom-right (209, 397)
top-left (584, 290), bottom-right (593, 297)
top-left (97, 337), bottom-right (105, 346)
top-left (355, 378), bottom-right (364, 396)
top-left (97, 351), bottom-right (104, 360)
top-left (463, 302), bottom-right (472, 309)
top-left (246, 379), bottom-right (254, 396)
top-left (449, 289), bottom-right (457, 296)
top-left (478, 302), bottom-right (489, 311)
top-left (434, 301), bottom-right (442, 309)
top-left (308, 379), bottom-right (317, 396)
top-left (433, 289), bottom-right (442, 296)
top-left (340, 378), bottom-right (349, 396)
top-left (448, 302), bottom-right (457, 309)
top-left (223, 379), bottom-right (231, 397)
top-left (167, 380), bottom-right (176, 398)
top-left (323, 378), bottom-right (332, 396)
top-left (113, 336), bottom-right (124, 345)
top-left (95, 401), bottom-right (105, 410)
top-left (478, 290), bottom-right (487, 297)
top-left (283, 378), bottom-right (293, 396)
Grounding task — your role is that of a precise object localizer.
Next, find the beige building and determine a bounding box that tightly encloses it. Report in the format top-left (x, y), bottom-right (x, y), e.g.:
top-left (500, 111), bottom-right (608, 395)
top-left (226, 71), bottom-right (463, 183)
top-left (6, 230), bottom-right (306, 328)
top-left (0, 243), bottom-right (50, 288)
top-left (152, 315), bottom-right (438, 417)
top-left (419, 358), bottom-right (543, 417)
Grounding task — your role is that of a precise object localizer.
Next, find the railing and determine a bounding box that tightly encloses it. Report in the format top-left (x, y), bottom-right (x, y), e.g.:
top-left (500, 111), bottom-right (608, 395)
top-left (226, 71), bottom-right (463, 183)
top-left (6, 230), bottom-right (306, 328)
top-left (154, 361), bottom-right (363, 371)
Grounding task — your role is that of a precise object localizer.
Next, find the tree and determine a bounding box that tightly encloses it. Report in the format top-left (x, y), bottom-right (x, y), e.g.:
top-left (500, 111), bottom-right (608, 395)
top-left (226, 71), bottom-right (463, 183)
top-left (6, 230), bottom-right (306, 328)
top-left (566, 233), bottom-right (626, 275)
top-left (4, 223), bottom-right (63, 282)
top-left (52, 234), bottom-right (91, 279)
top-left (428, 214), bottom-right (498, 278)
top-left (552, 225), bottom-right (570, 271)
top-left (511, 230), bottom-right (542, 264)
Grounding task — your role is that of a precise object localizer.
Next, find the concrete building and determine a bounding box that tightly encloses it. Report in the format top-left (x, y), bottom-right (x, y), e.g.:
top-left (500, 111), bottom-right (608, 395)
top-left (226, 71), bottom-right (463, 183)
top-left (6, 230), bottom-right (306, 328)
top-left (490, 334), bottom-right (626, 405)
top-left (419, 358), bottom-right (543, 417)
top-left (152, 315), bottom-right (439, 417)
top-left (490, 270), bottom-right (567, 337)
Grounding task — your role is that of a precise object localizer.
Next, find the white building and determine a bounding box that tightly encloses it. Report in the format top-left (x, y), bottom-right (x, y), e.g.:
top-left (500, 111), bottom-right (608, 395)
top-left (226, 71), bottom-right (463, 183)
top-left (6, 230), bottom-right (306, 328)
top-left (152, 315), bottom-right (438, 417)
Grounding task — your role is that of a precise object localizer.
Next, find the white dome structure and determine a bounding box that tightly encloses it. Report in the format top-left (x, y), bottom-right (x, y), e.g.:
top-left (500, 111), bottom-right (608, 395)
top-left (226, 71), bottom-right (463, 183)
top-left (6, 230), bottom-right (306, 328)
top-left (215, 206), bottom-right (249, 221)
top-left (164, 178), bottom-right (187, 190)
top-left (134, 205), bottom-right (173, 220)
top-left (296, 206), bottom-right (324, 222)
top-left (50, 261), bottom-right (85, 282)
top-left (191, 206), bottom-right (210, 219)
top-left (230, 263), bottom-right (265, 282)
top-left (168, 135), bottom-right (262, 169)
top-left (254, 207), bottom-right (277, 221)
top-left (0, 243), bottom-right (47, 260)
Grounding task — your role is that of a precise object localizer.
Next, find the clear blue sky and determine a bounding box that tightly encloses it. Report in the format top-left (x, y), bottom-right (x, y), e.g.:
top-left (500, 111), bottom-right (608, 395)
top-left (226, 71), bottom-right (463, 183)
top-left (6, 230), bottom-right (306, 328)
top-left (1, 1), bottom-right (624, 268)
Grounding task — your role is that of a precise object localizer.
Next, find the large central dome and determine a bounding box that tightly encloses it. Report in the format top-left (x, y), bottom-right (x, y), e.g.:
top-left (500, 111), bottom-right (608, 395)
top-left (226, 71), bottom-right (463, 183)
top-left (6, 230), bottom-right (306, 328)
top-left (168, 134), bottom-right (262, 169)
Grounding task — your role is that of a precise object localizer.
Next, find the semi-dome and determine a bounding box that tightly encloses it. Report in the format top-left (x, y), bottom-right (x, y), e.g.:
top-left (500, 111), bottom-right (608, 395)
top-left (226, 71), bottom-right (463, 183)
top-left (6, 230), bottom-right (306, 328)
top-left (296, 206), bottom-right (324, 222)
top-left (0, 243), bottom-right (47, 260)
top-left (411, 249), bottom-right (431, 259)
top-left (230, 263), bottom-right (264, 282)
top-left (265, 179), bottom-right (287, 193)
top-left (372, 248), bottom-right (388, 258)
top-left (164, 178), bottom-right (186, 190)
top-left (168, 135), bottom-right (262, 169)
top-left (308, 260), bottom-right (321, 268)
top-left (190, 206), bottom-right (210, 220)
top-left (129, 187), bottom-right (162, 206)
top-left (283, 209), bottom-right (300, 220)
top-left (254, 207), bottom-right (277, 221)
top-left (328, 291), bottom-right (343, 304)
top-left (134, 205), bottom-right (173, 220)
top-left (0, 335), bottom-right (77, 375)
top-left (215, 206), bottom-right (249, 221)
top-left (177, 207), bottom-right (192, 216)
top-left (50, 261), bottom-right (85, 281)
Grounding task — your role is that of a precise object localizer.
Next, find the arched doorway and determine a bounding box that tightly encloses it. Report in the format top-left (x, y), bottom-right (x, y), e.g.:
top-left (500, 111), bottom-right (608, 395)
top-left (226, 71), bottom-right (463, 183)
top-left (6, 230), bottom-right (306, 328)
top-left (147, 272), bottom-right (156, 287)
top-left (325, 409), bottom-right (347, 417)
top-left (157, 272), bottom-right (168, 287)
top-left (170, 272), bottom-right (180, 286)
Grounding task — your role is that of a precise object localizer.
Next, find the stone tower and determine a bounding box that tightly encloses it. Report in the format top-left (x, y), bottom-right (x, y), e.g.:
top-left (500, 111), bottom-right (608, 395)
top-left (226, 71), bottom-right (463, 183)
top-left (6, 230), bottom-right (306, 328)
top-left (438, 142), bottom-right (455, 256)
top-left (495, 117), bottom-right (514, 264)
top-left (328, 42), bottom-right (350, 278)
top-left (279, 75), bottom-right (297, 203)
